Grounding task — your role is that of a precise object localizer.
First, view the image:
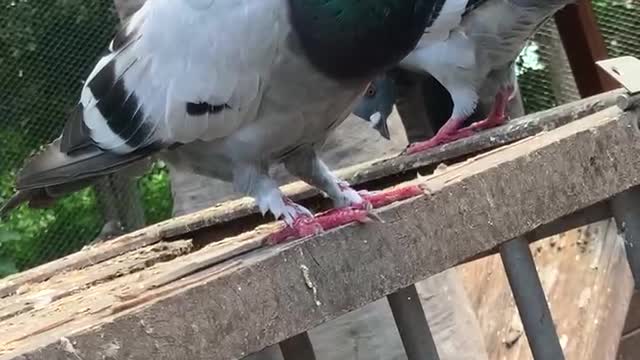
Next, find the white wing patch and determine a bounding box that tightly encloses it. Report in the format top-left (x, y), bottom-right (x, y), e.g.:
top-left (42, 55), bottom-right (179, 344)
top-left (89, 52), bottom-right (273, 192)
top-left (77, 0), bottom-right (285, 154)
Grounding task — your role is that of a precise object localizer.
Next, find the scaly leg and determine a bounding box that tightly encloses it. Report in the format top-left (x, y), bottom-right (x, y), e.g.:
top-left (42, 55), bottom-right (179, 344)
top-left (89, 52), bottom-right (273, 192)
top-left (404, 116), bottom-right (468, 155)
top-left (234, 164), bottom-right (322, 244)
top-left (274, 150), bottom-right (422, 244)
top-left (281, 151), bottom-right (372, 237)
top-left (404, 86), bottom-right (480, 155)
top-left (451, 85), bottom-right (514, 138)
top-left (313, 182), bottom-right (423, 226)
top-left (404, 86), bottom-right (514, 155)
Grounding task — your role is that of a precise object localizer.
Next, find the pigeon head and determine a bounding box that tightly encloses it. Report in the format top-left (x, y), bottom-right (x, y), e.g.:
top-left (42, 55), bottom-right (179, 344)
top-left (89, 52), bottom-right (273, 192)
top-left (353, 74), bottom-right (396, 140)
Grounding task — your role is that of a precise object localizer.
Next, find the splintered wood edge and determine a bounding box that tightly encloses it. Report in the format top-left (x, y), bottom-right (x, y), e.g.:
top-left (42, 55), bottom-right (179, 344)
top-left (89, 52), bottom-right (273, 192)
top-left (4, 105), bottom-right (640, 360)
top-left (0, 89), bottom-right (623, 299)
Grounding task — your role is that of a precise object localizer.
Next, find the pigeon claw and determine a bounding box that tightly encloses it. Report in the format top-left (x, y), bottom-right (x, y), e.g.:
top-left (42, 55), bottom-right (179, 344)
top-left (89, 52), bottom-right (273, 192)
top-left (405, 126), bottom-right (477, 154)
top-left (313, 184), bottom-right (424, 231)
top-left (454, 88), bottom-right (511, 136)
top-left (314, 205), bottom-right (376, 231)
top-left (266, 185), bottom-right (424, 245)
top-left (405, 87), bottom-right (512, 156)
top-left (359, 185), bottom-right (424, 208)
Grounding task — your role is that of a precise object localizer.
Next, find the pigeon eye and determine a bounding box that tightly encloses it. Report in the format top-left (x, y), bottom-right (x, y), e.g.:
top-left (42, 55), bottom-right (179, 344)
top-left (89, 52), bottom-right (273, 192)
top-left (366, 84), bottom-right (377, 97)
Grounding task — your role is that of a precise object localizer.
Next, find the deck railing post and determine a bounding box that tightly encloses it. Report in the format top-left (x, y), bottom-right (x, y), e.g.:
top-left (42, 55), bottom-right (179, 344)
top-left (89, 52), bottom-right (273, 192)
top-left (611, 187), bottom-right (640, 290)
top-left (387, 284), bottom-right (441, 360)
top-left (500, 237), bottom-right (565, 360)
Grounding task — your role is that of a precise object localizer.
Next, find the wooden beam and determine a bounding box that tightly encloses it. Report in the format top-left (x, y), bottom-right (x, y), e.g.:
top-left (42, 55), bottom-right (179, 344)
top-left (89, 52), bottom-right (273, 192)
top-left (554, 0), bottom-right (620, 97)
top-left (0, 89), bottom-right (622, 300)
top-left (0, 105), bottom-right (639, 359)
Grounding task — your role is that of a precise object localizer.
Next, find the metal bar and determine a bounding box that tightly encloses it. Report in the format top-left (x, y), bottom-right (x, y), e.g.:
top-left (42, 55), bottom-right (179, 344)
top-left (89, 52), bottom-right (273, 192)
top-left (387, 284), bottom-right (441, 360)
top-left (617, 93), bottom-right (640, 111)
top-left (612, 187), bottom-right (640, 290)
top-left (500, 237), bottom-right (565, 360)
top-left (279, 332), bottom-right (317, 360)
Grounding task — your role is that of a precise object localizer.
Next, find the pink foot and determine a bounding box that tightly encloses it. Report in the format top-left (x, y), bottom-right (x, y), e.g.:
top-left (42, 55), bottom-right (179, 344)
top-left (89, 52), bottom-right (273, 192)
top-left (266, 185), bottom-right (424, 244)
top-left (360, 185), bottom-right (424, 208)
top-left (404, 117), bottom-right (467, 155)
top-left (453, 86), bottom-right (513, 136)
top-left (313, 185), bottom-right (424, 231)
top-left (267, 214), bottom-right (323, 245)
top-left (404, 86), bottom-right (515, 156)
top-left (404, 129), bottom-right (469, 155)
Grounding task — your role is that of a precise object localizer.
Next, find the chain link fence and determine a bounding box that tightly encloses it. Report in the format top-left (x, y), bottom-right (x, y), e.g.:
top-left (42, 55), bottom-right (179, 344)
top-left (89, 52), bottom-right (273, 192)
top-left (0, 0), bottom-right (637, 277)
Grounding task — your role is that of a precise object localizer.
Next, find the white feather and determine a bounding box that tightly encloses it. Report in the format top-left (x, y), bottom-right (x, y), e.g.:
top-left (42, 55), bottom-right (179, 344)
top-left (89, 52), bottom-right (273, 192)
top-left (80, 0), bottom-right (285, 151)
top-left (401, 0), bottom-right (574, 120)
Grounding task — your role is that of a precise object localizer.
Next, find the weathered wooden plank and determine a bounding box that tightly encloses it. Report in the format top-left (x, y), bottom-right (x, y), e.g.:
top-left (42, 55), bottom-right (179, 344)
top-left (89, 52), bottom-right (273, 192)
top-left (0, 241), bottom-right (192, 324)
top-left (462, 219), bottom-right (633, 359)
top-left (0, 105), bottom-right (638, 359)
top-left (0, 231), bottom-right (165, 299)
top-left (0, 89), bottom-right (622, 300)
top-left (302, 268), bottom-right (489, 360)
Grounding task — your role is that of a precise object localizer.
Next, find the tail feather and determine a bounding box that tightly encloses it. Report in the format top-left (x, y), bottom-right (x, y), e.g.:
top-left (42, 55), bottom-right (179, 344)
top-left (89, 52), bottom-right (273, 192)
top-left (0, 191), bottom-right (39, 218)
top-left (0, 138), bottom-right (158, 218)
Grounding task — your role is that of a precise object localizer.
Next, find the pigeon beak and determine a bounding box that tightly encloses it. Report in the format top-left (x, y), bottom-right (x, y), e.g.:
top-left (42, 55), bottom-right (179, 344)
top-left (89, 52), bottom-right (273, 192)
top-left (370, 112), bottom-right (391, 140)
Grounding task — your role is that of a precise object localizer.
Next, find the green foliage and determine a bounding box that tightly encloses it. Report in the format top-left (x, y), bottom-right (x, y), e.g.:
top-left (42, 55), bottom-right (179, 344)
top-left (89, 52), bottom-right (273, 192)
top-left (0, 177), bottom-right (102, 271)
top-left (0, 228), bottom-right (20, 277)
top-left (0, 0), bottom-right (121, 275)
top-left (0, 0), bottom-right (119, 169)
top-left (139, 162), bottom-right (173, 225)
top-left (515, 0), bottom-right (640, 113)
top-left (517, 54), bottom-right (557, 114)
top-left (593, 0), bottom-right (640, 59)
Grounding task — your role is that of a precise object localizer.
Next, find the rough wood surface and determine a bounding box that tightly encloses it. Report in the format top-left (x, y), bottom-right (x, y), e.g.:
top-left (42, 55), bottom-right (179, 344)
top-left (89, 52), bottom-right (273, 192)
top-left (0, 90), bottom-right (621, 301)
top-left (0, 104), bottom-right (638, 359)
top-left (296, 268), bottom-right (488, 360)
top-left (461, 220), bottom-right (633, 360)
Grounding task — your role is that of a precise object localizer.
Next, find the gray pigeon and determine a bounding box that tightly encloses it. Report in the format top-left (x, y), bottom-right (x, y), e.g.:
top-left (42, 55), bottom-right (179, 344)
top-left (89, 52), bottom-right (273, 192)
top-left (354, 0), bottom-right (574, 154)
top-left (1, 0), bottom-right (449, 243)
top-left (352, 75), bottom-right (396, 141)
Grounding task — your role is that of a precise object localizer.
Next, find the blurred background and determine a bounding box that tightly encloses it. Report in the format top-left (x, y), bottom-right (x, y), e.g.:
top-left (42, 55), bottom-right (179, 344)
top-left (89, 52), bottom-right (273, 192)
top-left (0, 0), bottom-right (637, 277)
